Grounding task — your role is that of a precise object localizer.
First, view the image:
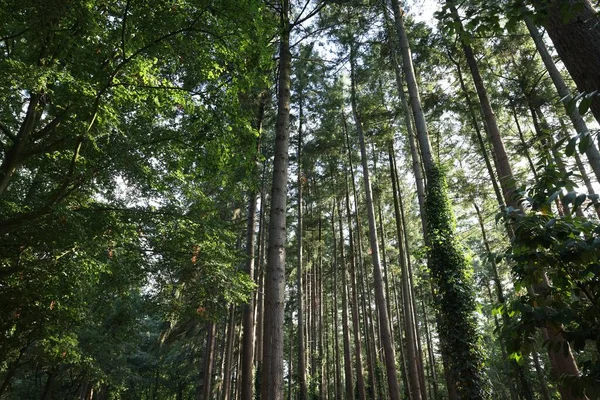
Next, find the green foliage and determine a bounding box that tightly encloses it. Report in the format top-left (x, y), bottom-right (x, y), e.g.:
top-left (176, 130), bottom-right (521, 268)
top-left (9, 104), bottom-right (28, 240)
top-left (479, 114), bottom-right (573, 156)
top-left (0, 0), bottom-right (275, 397)
top-left (503, 164), bottom-right (600, 398)
top-left (425, 163), bottom-right (491, 399)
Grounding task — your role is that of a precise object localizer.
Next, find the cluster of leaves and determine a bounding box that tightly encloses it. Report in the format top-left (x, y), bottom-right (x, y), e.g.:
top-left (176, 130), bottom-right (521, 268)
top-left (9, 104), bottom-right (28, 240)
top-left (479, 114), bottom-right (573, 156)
top-left (0, 0), bottom-right (276, 397)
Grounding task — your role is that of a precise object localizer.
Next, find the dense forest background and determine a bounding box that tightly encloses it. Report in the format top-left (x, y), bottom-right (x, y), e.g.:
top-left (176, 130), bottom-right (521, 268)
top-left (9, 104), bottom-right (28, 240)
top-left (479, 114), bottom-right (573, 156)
top-left (1, 0), bottom-right (600, 399)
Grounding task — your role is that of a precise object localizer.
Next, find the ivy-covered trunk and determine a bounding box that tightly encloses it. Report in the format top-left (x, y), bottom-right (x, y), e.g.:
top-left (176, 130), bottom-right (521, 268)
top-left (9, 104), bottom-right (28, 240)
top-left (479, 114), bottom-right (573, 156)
top-left (390, 1), bottom-right (489, 398)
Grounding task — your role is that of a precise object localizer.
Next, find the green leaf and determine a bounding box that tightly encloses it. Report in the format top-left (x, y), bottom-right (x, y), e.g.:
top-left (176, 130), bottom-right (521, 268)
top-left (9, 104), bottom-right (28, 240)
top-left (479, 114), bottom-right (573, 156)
top-left (563, 191), bottom-right (577, 205)
top-left (573, 193), bottom-right (587, 210)
top-left (566, 137), bottom-right (577, 156)
top-left (578, 96), bottom-right (593, 116)
top-left (578, 132), bottom-right (591, 154)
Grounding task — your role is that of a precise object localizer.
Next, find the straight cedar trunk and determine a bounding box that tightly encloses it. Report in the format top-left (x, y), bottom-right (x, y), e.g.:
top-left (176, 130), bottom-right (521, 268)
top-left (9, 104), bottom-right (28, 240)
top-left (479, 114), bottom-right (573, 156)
top-left (391, 1), bottom-right (489, 398)
top-left (261, 0), bottom-right (291, 398)
top-left (524, 15), bottom-right (600, 182)
top-left (343, 115), bottom-right (378, 397)
top-left (419, 294), bottom-right (440, 400)
top-left (537, 0), bottom-right (600, 123)
top-left (448, 55), bottom-right (504, 208)
top-left (254, 163), bottom-right (267, 396)
top-left (388, 42), bottom-right (427, 235)
top-left (296, 101), bottom-right (308, 400)
top-left (201, 323), bottom-right (217, 400)
top-left (448, 4), bottom-right (516, 208)
top-left (330, 205), bottom-right (344, 400)
top-left (350, 48), bottom-right (401, 400)
top-left (390, 264), bottom-right (411, 399)
top-left (388, 142), bottom-right (423, 400)
top-left (222, 306), bottom-right (237, 400)
top-left (334, 200), bottom-right (354, 400)
top-left (317, 217), bottom-right (326, 399)
top-left (343, 166), bottom-right (368, 400)
top-left (240, 98), bottom-right (265, 400)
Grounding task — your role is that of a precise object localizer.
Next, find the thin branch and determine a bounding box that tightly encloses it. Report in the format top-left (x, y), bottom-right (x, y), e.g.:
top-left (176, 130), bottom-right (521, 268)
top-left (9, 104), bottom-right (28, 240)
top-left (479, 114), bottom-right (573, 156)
top-left (0, 121), bottom-right (15, 142)
top-left (0, 28), bottom-right (29, 42)
top-left (292, 0), bottom-right (327, 27)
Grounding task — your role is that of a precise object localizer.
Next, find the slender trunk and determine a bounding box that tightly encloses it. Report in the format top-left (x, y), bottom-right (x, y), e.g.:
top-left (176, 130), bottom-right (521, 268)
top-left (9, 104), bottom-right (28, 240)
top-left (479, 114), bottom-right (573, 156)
top-left (40, 371), bottom-right (55, 400)
top-left (297, 100), bottom-right (308, 400)
top-left (223, 306), bottom-right (237, 400)
top-left (335, 200), bottom-right (355, 400)
top-left (332, 242), bottom-right (343, 400)
top-left (342, 115), bottom-right (370, 400)
top-left (254, 165), bottom-right (267, 396)
top-left (513, 106), bottom-right (539, 182)
top-left (202, 323), bottom-right (217, 400)
top-left (318, 216), bottom-right (325, 399)
top-left (449, 4), bottom-right (516, 208)
top-left (343, 168), bottom-right (367, 400)
top-left (420, 295), bottom-right (439, 400)
top-left (474, 202), bottom-right (533, 400)
top-left (350, 48), bottom-right (401, 400)
top-left (0, 343), bottom-right (28, 397)
top-left (388, 142), bottom-right (423, 400)
top-left (240, 97), bottom-right (265, 400)
top-left (261, 1), bottom-right (291, 397)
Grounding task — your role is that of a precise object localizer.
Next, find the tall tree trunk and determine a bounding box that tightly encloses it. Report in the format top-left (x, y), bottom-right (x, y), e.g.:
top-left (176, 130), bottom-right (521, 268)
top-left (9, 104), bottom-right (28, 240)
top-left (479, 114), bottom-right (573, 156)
top-left (343, 114), bottom-right (376, 398)
top-left (240, 97), bottom-right (265, 400)
top-left (296, 99), bottom-right (308, 400)
top-left (335, 200), bottom-right (355, 400)
top-left (261, 0), bottom-right (291, 397)
top-left (331, 231), bottom-right (343, 400)
top-left (449, 3), bottom-right (516, 208)
top-left (343, 166), bottom-right (368, 400)
top-left (222, 306), bottom-right (237, 400)
top-left (254, 164), bottom-right (267, 397)
top-left (420, 294), bottom-right (439, 400)
top-left (537, 0), bottom-right (600, 123)
top-left (388, 142), bottom-right (423, 400)
top-left (350, 47), bottom-right (401, 400)
top-left (202, 323), bottom-right (217, 400)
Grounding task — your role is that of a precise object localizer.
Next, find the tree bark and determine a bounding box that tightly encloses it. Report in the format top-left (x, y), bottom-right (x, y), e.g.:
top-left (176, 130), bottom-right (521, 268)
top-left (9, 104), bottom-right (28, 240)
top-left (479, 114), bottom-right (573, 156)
top-left (261, 0), bottom-right (291, 397)
top-left (388, 142), bottom-right (423, 400)
top-left (240, 96), bottom-right (265, 400)
top-left (343, 166), bottom-right (368, 400)
top-left (538, 0), bottom-right (600, 123)
top-left (334, 200), bottom-right (355, 400)
top-left (296, 99), bottom-right (308, 400)
top-left (524, 14), bottom-right (600, 182)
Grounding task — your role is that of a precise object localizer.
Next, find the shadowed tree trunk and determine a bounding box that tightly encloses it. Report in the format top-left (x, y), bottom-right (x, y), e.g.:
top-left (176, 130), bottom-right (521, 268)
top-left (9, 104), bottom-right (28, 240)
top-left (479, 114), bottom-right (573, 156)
top-left (536, 0), bottom-right (600, 123)
top-left (261, 0), bottom-right (291, 397)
